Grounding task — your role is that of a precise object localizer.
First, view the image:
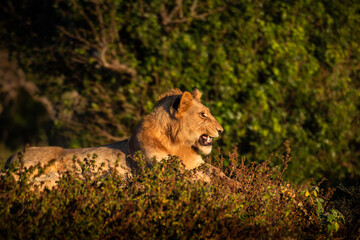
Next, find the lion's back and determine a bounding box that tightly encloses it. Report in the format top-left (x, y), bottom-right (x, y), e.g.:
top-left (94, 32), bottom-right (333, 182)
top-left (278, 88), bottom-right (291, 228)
top-left (5, 146), bottom-right (65, 169)
top-left (4, 141), bottom-right (132, 189)
top-left (61, 140), bottom-right (132, 174)
top-left (5, 140), bottom-right (131, 172)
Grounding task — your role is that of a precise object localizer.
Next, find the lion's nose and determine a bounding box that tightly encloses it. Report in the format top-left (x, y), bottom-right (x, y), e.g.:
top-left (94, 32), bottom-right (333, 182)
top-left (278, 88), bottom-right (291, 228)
top-left (217, 127), bottom-right (224, 135)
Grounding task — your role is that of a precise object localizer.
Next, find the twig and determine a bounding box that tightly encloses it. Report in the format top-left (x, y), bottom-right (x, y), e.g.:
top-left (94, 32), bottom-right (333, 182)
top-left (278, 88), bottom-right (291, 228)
top-left (160, 0), bottom-right (225, 26)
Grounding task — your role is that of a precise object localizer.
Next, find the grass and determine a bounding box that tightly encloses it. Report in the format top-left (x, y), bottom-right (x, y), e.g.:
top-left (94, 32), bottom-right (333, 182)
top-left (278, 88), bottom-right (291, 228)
top-left (0, 141), bottom-right (350, 239)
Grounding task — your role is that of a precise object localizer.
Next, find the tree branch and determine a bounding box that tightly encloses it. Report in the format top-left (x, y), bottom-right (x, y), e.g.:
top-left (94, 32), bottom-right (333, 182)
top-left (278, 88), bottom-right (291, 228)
top-left (58, 0), bottom-right (137, 77)
top-left (99, 47), bottom-right (137, 76)
top-left (160, 0), bottom-right (225, 26)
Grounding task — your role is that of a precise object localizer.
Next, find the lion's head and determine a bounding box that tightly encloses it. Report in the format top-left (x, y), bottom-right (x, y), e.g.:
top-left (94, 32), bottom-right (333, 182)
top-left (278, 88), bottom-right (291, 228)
top-left (131, 88), bottom-right (224, 169)
top-left (151, 89), bottom-right (224, 156)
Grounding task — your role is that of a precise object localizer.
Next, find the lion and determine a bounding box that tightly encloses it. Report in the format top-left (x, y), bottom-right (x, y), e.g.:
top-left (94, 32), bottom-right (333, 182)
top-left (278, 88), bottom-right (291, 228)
top-left (5, 89), bottom-right (224, 188)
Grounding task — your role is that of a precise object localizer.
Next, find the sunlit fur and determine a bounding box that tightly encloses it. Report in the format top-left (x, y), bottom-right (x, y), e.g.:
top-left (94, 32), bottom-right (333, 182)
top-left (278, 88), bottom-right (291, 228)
top-left (130, 89), bottom-right (223, 169)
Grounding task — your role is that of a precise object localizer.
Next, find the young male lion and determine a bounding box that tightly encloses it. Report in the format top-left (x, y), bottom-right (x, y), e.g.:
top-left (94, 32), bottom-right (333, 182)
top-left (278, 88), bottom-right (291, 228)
top-left (6, 89), bottom-right (224, 188)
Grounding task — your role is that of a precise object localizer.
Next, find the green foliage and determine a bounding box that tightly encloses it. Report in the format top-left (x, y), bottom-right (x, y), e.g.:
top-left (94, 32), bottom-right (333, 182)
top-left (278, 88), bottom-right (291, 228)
top-left (1, 0), bottom-right (360, 185)
top-left (328, 184), bottom-right (360, 239)
top-left (0, 146), bottom-right (344, 239)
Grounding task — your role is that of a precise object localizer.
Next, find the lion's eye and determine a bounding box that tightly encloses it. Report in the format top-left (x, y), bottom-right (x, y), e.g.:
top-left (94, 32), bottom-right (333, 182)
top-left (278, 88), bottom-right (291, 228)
top-left (200, 112), bottom-right (207, 118)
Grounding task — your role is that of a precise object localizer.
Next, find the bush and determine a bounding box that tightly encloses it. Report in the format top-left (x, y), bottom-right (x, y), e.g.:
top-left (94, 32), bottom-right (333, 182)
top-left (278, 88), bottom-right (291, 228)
top-left (0, 144), bottom-right (344, 239)
top-left (329, 184), bottom-right (360, 239)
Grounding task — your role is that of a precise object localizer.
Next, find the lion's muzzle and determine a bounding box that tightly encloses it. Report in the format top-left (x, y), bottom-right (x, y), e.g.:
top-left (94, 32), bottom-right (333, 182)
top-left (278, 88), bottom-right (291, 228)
top-left (199, 121), bottom-right (224, 147)
top-left (199, 134), bottom-right (213, 146)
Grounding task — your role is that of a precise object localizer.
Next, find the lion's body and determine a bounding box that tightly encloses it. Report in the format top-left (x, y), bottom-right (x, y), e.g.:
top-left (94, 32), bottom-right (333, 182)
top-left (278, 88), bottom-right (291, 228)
top-left (6, 89), bottom-right (223, 188)
top-left (6, 141), bottom-right (132, 188)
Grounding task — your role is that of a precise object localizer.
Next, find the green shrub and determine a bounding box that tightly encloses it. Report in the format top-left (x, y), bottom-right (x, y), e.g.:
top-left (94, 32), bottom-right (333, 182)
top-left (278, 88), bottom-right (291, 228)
top-left (0, 144), bottom-right (344, 239)
top-left (329, 184), bottom-right (360, 239)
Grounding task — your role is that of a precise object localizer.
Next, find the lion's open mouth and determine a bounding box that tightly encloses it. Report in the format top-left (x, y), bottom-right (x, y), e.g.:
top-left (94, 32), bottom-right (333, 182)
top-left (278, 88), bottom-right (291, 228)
top-left (199, 134), bottom-right (213, 146)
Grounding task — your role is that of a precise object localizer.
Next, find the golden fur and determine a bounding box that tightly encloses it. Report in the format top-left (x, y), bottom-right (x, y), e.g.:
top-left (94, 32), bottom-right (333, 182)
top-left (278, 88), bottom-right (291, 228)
top-left (5, 89), bottom-right (223, 188)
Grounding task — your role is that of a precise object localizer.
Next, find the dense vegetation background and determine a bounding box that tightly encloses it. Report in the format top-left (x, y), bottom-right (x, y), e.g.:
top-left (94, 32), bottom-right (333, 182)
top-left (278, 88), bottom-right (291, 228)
top-left (0, 0), bottom-right (359, 187)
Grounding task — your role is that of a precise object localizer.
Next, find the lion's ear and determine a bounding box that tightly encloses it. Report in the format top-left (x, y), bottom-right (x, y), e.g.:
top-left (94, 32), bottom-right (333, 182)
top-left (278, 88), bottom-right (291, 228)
top-left (192, 89), bottom-right (202, 100)
top-left (176, 91), bottom-right (193, 117)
